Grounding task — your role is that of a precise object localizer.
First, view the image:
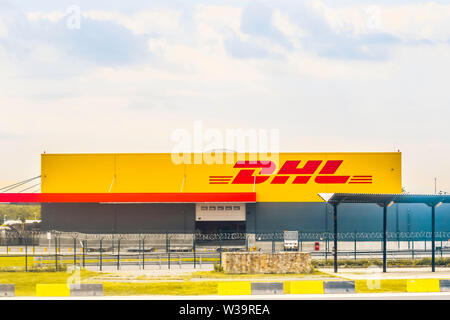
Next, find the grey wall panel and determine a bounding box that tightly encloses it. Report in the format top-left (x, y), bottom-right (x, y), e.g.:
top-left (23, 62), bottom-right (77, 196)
top-left (253, 202), bottom-right (450, 233)
top-left (41, 203), bottom-right (195, 233)
top-left (114, 203), bottom-right (195, 233)
top-left (252, 202), bottom-right (327, 233)
top-left (41, 203), bottom-right (115, 232)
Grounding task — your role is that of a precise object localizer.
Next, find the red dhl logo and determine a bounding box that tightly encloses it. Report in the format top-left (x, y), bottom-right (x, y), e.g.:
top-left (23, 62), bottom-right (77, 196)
top-left (209, 160), bottom-right (372, 185)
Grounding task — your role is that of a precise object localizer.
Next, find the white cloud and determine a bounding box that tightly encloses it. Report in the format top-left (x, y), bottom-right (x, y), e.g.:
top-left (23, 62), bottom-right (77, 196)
top-left (272, 10), bottom-right (305, 44)
top-left (0, 17), bottom-right (7, 38)
top-left (27, 11), bottom-right (66, 22)
top-left (306, 1), bottom-right (450, 42)
top-left (195, 4), bottom-right (242, 32)
top-left (83, 9), bottom-right (181, 35)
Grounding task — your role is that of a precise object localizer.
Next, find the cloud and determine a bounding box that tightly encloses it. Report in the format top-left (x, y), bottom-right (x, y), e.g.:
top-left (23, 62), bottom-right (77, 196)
top-left (0, 6), bottom-right (150, 68)
top-left (83, 9), bottom-right (181, 35)
top-left (224, 33), bottom-right (271, 59)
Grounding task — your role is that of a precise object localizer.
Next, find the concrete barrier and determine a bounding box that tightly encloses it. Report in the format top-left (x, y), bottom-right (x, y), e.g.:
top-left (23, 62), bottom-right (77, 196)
top-left (221, 279), bottom-right (450, 295)
top-left (439, 279), bottom-right (450, 292)
top-left (0, 284), bottom-right (15, 297)
top-left (355, 279), bottom-right (407, 293)
top-left (251, 282), bottom-right (283, 295)
top-left (406, 279), bottom-right (440, 293)
top-left (36, 284), bottom-right (70, 297)
top-left (218, 282), bottom-right (251, 295)
top-left (284, 281), bottom-right (324, 294)
top-left (70, 284), bottom-right (103, 296)
top-left (324, 281), bottom-right (355, 294)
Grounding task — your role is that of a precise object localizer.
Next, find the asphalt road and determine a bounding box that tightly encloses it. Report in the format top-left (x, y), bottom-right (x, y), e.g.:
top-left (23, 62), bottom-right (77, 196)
top-left (6, 292), bottom-right (450, 300)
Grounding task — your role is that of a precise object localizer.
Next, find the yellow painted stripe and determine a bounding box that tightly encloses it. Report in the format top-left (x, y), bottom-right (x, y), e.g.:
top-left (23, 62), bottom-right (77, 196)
top-left (284, 281), bottom-right (324, 294)
top-left (218, 282), bottom-right (251, 295)
top-left (355, 279), bottom-right (407, 293)
top-left (406, 279), bottom-right (440, 293)
top-left (36, 284), bottom-right (70, 297)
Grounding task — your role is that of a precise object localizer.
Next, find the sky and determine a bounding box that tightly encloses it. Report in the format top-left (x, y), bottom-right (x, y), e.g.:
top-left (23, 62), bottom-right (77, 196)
top-left (1, 0), bottom-right (450, 193)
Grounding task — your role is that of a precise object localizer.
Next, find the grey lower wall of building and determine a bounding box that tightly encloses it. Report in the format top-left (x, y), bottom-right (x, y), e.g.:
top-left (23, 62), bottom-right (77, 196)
top-left (41, 202), bottom-right (450, 234)
top-left (248, 202), bottom-right (450, 233)
top-left (41, 203), bottom-right (195, 233)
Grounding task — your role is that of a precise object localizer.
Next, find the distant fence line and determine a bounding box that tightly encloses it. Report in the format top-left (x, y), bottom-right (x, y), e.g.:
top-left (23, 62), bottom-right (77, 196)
top-left (2, 230), bottom-right (450, 243)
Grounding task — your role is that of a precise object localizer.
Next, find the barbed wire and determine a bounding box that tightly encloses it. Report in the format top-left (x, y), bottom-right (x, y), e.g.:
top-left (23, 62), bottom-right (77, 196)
top-left (3, 230), bottom-right (450, 241)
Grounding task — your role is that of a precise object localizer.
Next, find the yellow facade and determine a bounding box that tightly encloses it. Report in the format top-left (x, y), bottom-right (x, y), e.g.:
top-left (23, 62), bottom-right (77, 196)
top-left (41, 152), bottom-right (401, 202)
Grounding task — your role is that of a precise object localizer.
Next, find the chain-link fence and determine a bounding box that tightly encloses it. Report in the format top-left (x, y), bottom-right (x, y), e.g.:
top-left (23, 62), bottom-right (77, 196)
top-left (0, 230), bottom-right (449, 271)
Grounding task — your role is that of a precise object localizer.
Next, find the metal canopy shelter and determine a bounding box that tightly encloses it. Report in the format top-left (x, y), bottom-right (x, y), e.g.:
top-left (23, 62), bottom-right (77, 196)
top-left (319, 193), bottom-right (450, 273)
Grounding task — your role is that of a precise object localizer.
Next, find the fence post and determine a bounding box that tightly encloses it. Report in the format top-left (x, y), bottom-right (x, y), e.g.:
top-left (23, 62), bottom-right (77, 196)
top-left (354, 230), bottom-right (357, 260)
top-left (166, 231), bottom-right (168, 253)
top-left (32, 233), bottom-right (35, 254)
top-left (25, 237), bottom-right (28, 272)
top-left (272, 232), bottom-right (275, 253)
top-left (142, 239), bottom-right (145, 270)
top-left (168, 237), bottom-right (171, 270)
top-left (99, 239), bottom-right (103, 271)
top-left (73, 238), bottom-right (77, 267)
top-left (117, 239), bottom-right (120, 270)
top-left (54, 236), bottom-right (58, 271)
top-left (193, 234), bottom-right (196, 269)
top-left (138, 238), bottom-right (141, 270)
top-left (219, 234), bottom-right (222, 267)
top-left (300, 234), bottom-right (303, 251)
top-left (412, 238), bottom-right (415, 260)
top-left (82, 240), bottom-right (86, 268)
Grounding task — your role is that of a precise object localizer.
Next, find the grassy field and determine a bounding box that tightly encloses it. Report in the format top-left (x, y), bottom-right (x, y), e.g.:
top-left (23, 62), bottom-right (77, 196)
top-left (0, 255), bottom-right (220, 271)
top-left (103, 281), bottom-right (219, 296)
top-left (0, 256), bottom-right (33, 268)
top-left (0, 270), bottom-right (98, 296)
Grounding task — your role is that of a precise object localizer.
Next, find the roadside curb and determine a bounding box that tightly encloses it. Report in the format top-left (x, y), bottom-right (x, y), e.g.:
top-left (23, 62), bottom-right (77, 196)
top-left (218, 279), bottom-right (450, 295)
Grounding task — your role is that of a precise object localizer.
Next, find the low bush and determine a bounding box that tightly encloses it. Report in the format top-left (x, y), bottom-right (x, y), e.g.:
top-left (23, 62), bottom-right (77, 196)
top-left (213, 263), bottom-right (224, 272)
